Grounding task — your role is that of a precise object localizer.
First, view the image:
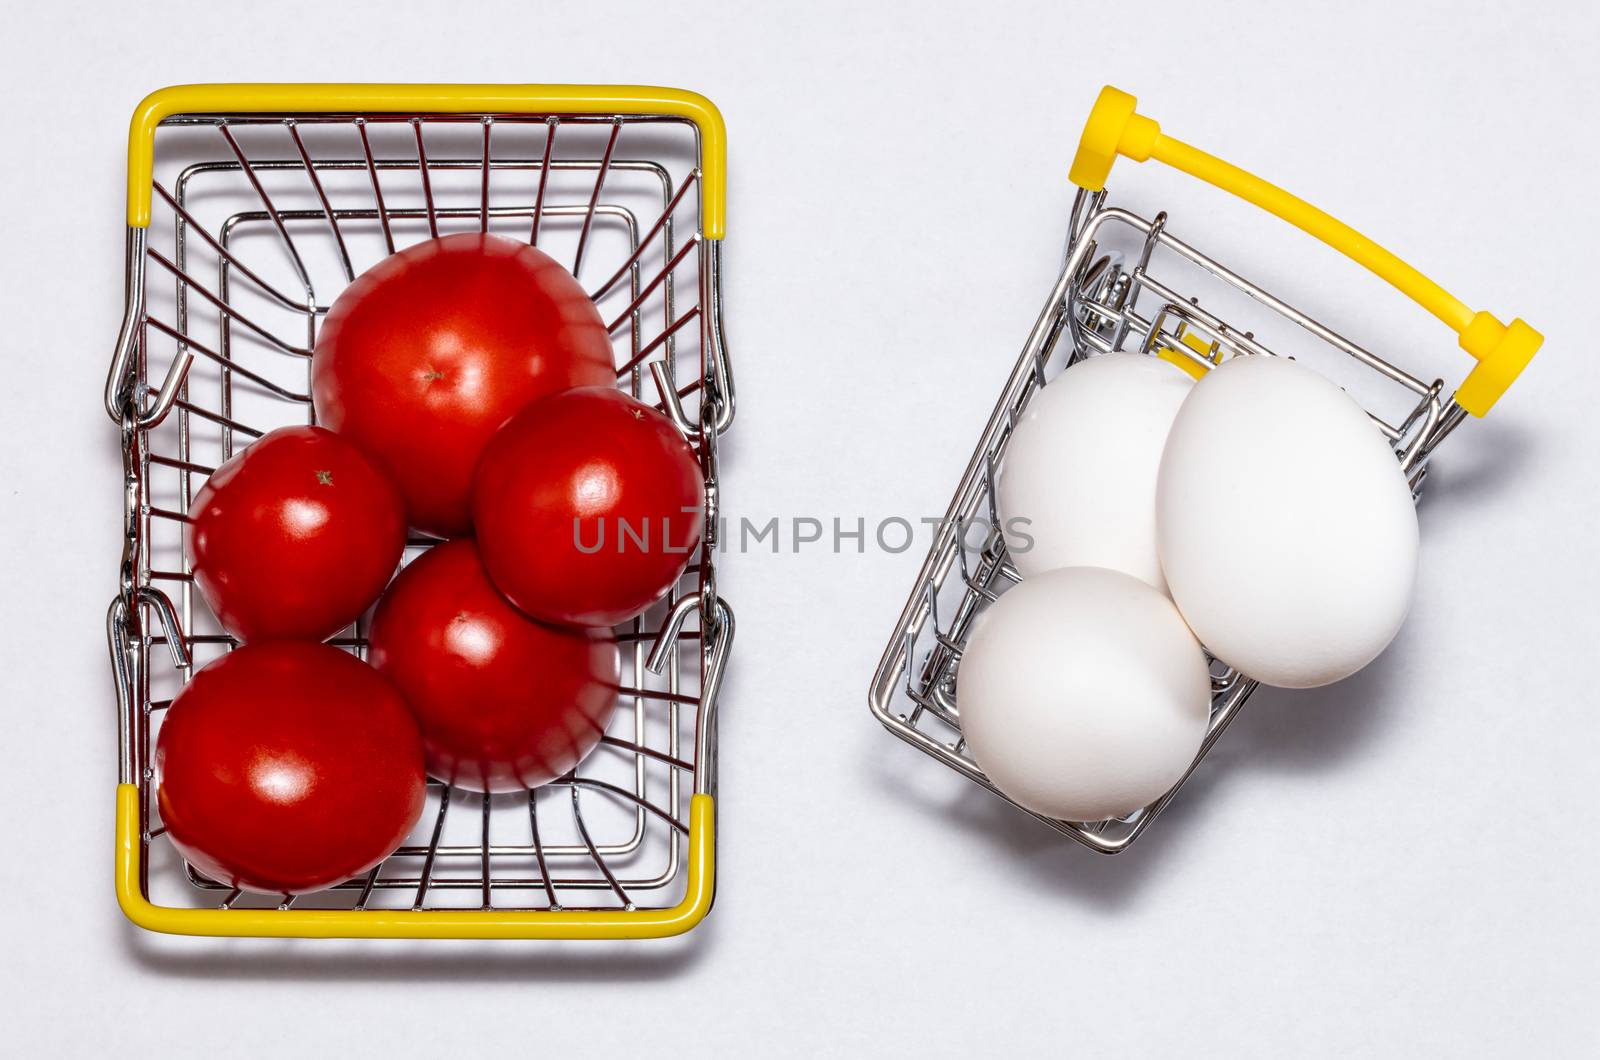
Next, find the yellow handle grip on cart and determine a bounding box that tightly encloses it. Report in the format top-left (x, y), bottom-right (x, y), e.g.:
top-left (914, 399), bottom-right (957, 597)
top-left (126, 83), bottom-right (727, 238)
top-left (1069, 86), bottom-right (1539, 416)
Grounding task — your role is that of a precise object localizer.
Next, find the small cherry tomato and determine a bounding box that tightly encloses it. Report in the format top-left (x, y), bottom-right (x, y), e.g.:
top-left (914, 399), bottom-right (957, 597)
top-left (472, 387), bottom-right (705, 627)
top-left (156, 642), bottom-right (426, 895)
top-left (367, 539), bottom-right (621, 793)
top-left (185, 424), bottom-right (406, 643)
top-left (311, 233), bottom-right (616, 538)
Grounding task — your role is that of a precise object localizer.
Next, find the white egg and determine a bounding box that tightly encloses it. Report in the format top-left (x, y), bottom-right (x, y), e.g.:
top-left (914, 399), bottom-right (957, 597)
top-left (1156, 355), bottom-right (1419, 689)
top-left (997, 352), bottom-right (1195, 592)
top-left (957, 566), bottom-right (1213, 822)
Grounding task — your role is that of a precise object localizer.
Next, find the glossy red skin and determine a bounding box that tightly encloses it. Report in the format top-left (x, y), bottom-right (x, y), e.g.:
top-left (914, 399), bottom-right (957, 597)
top-left (156, 642), bottom-right (426, 895)
top-left (472, 387), bottom-right (706, 627)
top-left (311, 232), bottom-right (616, 538)
top-left (184, 425), bottom-right (406, 643)
top-left (368, 539), bottom-right (621, 793)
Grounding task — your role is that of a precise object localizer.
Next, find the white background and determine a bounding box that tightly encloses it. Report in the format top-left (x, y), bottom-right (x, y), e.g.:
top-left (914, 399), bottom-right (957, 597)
top-left (2, 1), bottom-right (1597, 1055)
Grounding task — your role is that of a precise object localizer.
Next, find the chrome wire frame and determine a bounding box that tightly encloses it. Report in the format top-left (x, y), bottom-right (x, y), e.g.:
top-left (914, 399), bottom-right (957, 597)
top-left (868, 188), bottom-right (1462, 854)
top-left (105, 110), bottom-right (734, 912)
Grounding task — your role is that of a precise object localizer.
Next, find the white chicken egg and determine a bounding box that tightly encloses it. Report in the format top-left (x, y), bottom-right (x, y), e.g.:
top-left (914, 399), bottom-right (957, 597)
top-left (957, 566), bottom-right (1212, 822)
top-left (1156, 354), bottom-right (1419, 689)
top-left (997, 351), bottom-right (1195, 592)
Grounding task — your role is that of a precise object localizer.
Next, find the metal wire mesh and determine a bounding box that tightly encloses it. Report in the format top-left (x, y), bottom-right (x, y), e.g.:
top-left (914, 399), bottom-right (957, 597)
top-left (107, 107), bottom-right (732, 914)
top-left (869, 189), bottom-right (1463, 854)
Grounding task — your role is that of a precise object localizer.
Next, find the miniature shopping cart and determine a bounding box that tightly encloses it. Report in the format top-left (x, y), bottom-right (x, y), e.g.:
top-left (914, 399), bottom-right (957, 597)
top-left (104, 84), bottom-right (734, 937)
top-left (868, 87), bottom-right (1540, 854)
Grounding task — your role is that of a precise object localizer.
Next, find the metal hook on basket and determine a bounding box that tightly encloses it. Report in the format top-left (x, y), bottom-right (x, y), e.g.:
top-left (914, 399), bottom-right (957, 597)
top-left (642, 589), bottom-right (734, 797)
top-left (694, 597), bottom-right (734, 797)
top-left (702, 239), bottom-right (736, 433)
top-left (645, 593), bottom-right (703, 676)
top-left (1064, 187), bottom-right (1108, 256)
top-left (645, 241), bottom-right (735, 439)
top-left (648, 360), bottom-right (697, 438)
top-left (104, 228), bottom-right (192, 429)
top-left (137, 586), bottom-right (191, 670)
top-left (106, 596), bottom-right (136, 783)
top-left (105, 586), bottom-right (187, 786)
top-left (1397, 382), bottom-right (1445, 475)
top-left (645, 576), bottom-right (730, 670)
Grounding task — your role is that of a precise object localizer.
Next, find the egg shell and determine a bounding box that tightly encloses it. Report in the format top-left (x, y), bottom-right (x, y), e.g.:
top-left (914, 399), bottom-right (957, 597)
top-left (1156, 354), bottom-right (1419, 688)
top-left (997, 352), bottom-right (1195, 592)
top-left (957, 566), bottom-right (1213, 823)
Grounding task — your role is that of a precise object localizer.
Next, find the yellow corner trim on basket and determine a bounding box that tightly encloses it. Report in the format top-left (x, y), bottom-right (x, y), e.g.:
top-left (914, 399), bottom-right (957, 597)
top-left (115, 784), bottom-right (714, 940)
top-left (126, 83), bottom-right (727, 238)
top-left (1069, 85), bottom-right (1540, 416)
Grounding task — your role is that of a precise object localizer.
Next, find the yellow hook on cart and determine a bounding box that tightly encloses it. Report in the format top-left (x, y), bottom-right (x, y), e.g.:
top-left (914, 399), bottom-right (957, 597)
top-left (1069, 86), bottom-right (1540, 416)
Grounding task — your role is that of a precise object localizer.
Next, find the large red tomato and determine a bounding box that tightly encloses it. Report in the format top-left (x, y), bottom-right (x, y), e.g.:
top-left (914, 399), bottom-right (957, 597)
top-left (311, 232), bottom-right (615, 538)
top-left (472, 387), bottom-right (706, 627)
top-left (367, 539), bottom-right (621, 793)
top-left (185, 424), bottom-right (406, 643)
top-left (156, 642), bottom-right (426, 895)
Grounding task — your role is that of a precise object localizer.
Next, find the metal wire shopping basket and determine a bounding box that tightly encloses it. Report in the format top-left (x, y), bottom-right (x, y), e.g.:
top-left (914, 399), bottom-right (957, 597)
top-left (868, 87), bottom-right (1540, 854)
top-left (103, 84), bottom-right (735, 938)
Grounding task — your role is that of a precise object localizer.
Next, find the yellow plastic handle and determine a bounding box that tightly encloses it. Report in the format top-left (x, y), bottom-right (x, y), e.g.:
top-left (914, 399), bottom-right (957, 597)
top-left (126, 83), bottom-right (728, 238)
top-left (1069, 86), bottom-right (1539, 416)
top-left (114, 785), bottom-right (715, 939)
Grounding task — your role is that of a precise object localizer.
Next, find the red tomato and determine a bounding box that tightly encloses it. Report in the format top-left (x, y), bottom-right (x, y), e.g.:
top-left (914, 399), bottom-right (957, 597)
top-left (311, 232), bottom-right (615, 538)
top-left (472, 387), bottom-right (706, 627)
top-left (185, 424), bottom-right (406, 643)
top-left (156, 642), bottom-right (426, 895)
top-left (367, 539), bottom-right (620, 793)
